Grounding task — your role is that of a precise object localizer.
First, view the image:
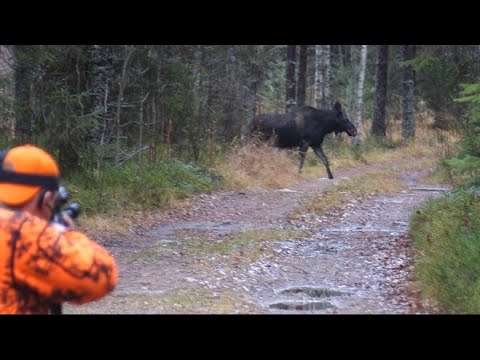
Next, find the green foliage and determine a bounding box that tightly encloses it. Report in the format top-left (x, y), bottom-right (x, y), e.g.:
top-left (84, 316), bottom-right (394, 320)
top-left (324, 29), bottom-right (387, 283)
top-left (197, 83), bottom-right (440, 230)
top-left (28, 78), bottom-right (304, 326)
top-left (4, 44), bottom-right (479, 172)
top-left (415, 51), bottom-right (459, 110)
top-left (364, 135), bottom-right (402, 150)
top-left (455, 83), bottom-right (480, 106)
top-left (67, 158), bottom-right (223, 215)
top-left (455, 84), bottom-right (480, 159)
top-left (444, 155), bottom-right (480, 176)
top-left (440, 81), bottom-right (480, 186)
top-left (256, 46), bottom-right (287, 112)
top-left (414, 46), bottom-right (479, 128)
top-left (410, 76), bottom-right (480, 313)
top-left (410, 190), bottom-right (480, 313)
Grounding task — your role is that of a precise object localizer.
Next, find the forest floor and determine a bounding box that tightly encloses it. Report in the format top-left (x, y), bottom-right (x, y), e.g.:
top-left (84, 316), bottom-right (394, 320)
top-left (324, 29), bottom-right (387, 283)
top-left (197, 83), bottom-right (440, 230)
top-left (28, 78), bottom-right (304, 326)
top-left (65, 157), bottom-right (448, 314)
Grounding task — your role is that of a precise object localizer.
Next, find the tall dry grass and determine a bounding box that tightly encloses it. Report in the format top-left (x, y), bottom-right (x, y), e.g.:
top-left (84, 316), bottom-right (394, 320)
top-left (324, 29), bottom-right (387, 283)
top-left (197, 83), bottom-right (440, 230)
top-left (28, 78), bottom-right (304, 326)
top-left (217, 115), bottom-right (459, 191)
top-left (215, 138), bottom-right (303, 190)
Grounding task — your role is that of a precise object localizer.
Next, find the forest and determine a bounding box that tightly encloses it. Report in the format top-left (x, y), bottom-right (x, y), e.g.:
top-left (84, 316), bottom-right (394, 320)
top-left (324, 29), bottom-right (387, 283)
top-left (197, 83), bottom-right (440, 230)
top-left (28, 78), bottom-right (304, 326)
top-left (2, 45), bottom-right (477, 173)
top-left (2, 45), bottom-right (480, 313)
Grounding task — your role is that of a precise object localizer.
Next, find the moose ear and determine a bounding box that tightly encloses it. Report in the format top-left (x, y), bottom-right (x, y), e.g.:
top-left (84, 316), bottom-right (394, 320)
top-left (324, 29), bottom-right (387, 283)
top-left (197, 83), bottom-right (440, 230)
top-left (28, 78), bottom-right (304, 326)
top-left (333, 102), bottom-right (342, 112)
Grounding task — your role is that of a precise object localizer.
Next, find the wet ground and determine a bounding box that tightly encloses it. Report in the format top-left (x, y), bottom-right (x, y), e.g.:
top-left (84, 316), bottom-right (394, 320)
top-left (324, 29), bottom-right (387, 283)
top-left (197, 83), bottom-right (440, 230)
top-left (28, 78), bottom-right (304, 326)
top-left (65, 162), bottom-right (447, 314)
top-left (258, 190), bottom-right (438, 314)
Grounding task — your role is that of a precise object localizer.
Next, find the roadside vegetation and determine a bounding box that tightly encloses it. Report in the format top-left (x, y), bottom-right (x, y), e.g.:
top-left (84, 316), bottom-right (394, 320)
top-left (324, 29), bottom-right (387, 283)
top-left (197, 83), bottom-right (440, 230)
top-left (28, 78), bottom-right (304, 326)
top-left (409, 85), bottom-right (480, 313)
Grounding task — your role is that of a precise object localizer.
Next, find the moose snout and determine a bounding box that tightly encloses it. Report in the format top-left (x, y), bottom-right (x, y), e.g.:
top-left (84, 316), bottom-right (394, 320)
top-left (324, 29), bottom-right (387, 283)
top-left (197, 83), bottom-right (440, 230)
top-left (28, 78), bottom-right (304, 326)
top-left (348, 127), bottom-right (357, 137)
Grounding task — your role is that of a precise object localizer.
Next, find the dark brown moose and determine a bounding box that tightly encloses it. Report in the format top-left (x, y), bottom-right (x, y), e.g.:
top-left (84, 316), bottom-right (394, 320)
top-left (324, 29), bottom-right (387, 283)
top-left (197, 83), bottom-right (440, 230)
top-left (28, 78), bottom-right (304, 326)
top-left (251, 102), bottom-right (357, 179)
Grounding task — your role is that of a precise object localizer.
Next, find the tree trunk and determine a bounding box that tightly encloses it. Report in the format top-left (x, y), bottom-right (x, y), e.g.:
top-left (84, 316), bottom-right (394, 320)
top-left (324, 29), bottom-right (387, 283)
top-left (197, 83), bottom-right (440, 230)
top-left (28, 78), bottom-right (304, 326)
top-left (476, 45), bottom-right (480, 82)
top-left (114, 47), bottom-right (134, 164)
top-left (154, 46), bottom-right (165, 163)
top-left (353, 45), bottom-right (368, 146)
top-left (314, 45), bottom-right (322, 108)
top-left (314, 45), bottom-right (331, 109)
top-left (286, 45), bottom-right (296, 112)
top-left (0, 46), bottom-right (14, 141)
top-left (297, 45), bottom-right (308, 107)
top-left (244, 45), bottom-right (263, 136)
top-left (88, 45), bottom-right (113, 149)
top-left (138, 92), bottom-right (149, 162)
top-left (402, 44), bottom-right (416, 140)
top-left (343, 45), bottom-right (350, 68)
top-left (323, 45), bottom-right (331, 108)
top-left (13, 45), bottom-right (33, 143)
top-left (223, 46), bottom-right (236, 140)
top-left (349, 45), bottom-right (358, 114)
top-left (371, 45), bottom-right (389, 137)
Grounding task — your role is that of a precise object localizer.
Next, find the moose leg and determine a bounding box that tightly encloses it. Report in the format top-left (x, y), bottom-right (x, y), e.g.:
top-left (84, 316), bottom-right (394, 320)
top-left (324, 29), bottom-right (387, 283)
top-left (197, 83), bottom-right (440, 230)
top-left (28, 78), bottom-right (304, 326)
top-left (312, 145), bottom-right (334, 179)
top-left (298, 143), bottom-right (309, 174)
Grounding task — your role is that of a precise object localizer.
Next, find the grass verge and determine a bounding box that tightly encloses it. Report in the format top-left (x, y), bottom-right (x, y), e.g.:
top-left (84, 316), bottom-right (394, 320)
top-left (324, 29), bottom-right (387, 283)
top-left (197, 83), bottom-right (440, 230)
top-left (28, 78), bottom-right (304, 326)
top-left (409, 188), bottom-right (480, 313)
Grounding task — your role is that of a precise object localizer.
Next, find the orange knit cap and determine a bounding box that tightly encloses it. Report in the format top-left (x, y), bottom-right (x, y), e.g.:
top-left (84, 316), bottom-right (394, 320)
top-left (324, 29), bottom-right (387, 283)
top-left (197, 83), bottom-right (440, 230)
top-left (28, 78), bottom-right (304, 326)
top-left (0, 145), bottom-right (60, 206)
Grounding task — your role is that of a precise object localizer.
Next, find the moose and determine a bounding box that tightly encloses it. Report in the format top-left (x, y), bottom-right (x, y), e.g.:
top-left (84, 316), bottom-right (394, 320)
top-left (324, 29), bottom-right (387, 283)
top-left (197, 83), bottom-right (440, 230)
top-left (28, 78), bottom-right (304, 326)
top-left (250, 102), bottom-right (357, 179)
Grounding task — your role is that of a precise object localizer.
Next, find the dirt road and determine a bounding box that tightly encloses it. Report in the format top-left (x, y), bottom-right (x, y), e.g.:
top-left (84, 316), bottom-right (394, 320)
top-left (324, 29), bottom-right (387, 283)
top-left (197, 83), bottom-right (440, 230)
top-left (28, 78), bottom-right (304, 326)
top-left (65, 161), bottom-right (447, 314)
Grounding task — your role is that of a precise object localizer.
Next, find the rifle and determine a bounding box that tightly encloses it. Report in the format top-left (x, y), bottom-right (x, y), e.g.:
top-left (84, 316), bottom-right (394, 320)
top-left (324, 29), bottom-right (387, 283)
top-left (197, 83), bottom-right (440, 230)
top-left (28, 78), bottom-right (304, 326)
top-left (49, 186), bottom-right (81, 315)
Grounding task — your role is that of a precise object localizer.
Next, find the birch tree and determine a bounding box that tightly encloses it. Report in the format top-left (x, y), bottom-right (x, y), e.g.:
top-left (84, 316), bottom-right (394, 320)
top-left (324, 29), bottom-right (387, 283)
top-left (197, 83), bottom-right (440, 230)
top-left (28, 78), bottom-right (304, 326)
top-left (88, 45), bottom-right (114, 149)
top-left (353, 45), bottom-right (368, 146)
top-left (323, 45), bottom-right (331, 108)
top-left (314, 45), bottom-right (331, 109)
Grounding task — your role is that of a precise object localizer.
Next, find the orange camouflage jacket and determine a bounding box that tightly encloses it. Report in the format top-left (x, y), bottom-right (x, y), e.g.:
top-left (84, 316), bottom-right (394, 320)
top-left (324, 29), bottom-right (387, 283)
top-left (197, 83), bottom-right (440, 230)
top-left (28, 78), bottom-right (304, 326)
top-left (0, 207), bottom-right (117, 314)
